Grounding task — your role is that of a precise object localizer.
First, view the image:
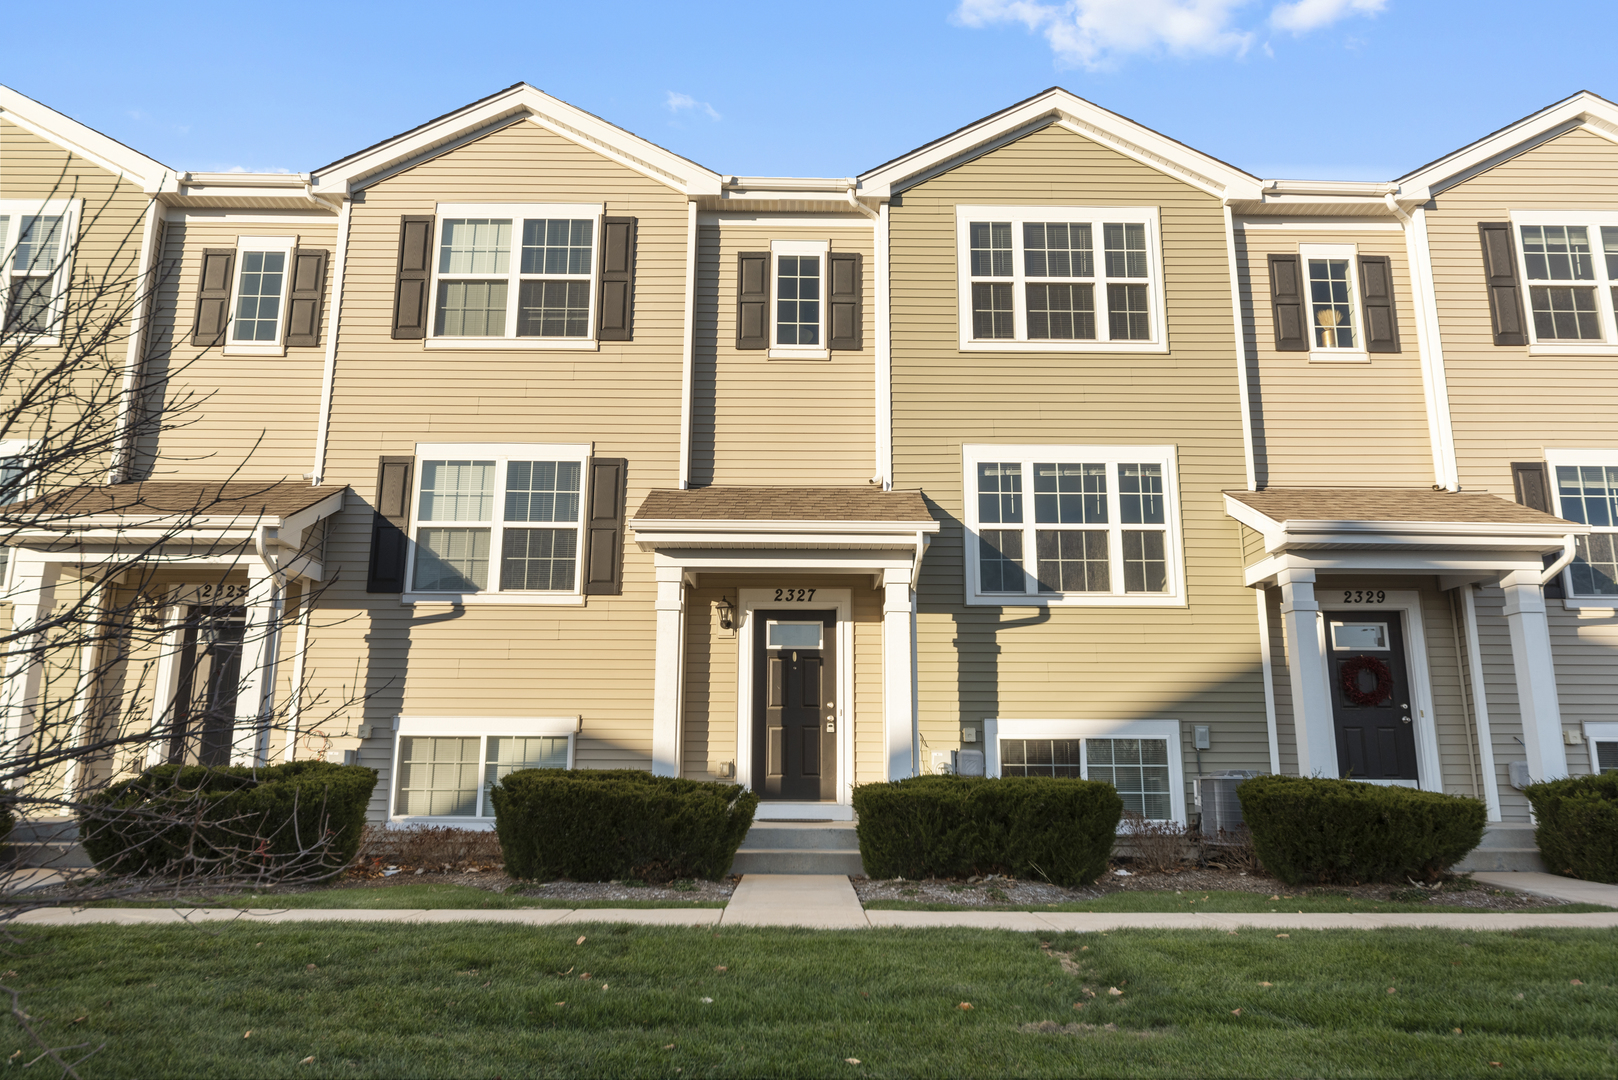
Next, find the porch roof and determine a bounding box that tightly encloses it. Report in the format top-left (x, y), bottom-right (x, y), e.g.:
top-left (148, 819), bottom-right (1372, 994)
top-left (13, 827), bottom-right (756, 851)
top-left (633, 486), bottom-right (934, 525)
top-left (1224, 488), bottom-right (1573, 528)
top-left (6, 481), bottom-right (346, 530)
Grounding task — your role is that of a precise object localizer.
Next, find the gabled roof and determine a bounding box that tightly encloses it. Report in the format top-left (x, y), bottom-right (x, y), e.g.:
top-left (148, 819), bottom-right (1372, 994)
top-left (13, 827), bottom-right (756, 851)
top-left (634, 487), bottom-right (935, 525)
top-left (309, 83), bottom-right (724, 199)
top-left (0, 84), bottom-right (173, 191)
top-left (1224, 488), bottom-right (1572, 529)
top-left (1398, 90), bottom-right (1618, 195)
top-left (857, 87), bottom-right (1263, 201)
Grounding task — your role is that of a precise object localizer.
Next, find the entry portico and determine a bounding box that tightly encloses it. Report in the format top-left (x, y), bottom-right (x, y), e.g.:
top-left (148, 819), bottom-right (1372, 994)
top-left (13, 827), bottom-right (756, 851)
top-left (630, 487), bottom-right (938, 812)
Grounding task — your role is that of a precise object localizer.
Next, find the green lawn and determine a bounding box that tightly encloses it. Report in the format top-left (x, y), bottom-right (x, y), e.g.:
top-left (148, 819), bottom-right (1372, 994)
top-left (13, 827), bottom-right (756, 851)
top-left (865, 888), bottom-right (1616, 914)
top-left (77, 883), bottom-right (725, 910)
top-left (6, 923), bottom-right (1616, 1078)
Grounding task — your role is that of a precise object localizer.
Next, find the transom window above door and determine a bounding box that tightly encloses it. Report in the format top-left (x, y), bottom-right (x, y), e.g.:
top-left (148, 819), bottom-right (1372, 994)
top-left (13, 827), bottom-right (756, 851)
top-left (1510, 214), bottom-right (1618, 350)
top-left (428, 203), bottom-right (601, 345)
top-left (962, 444), bottom-right (1184, 606)
top-left (954, 206), bottom-right (1165, 352)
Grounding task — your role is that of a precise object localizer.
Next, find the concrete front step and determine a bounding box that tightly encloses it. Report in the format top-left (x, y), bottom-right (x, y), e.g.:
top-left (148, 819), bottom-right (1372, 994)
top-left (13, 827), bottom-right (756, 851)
top-left (733, 820), bottom-right (864, 875)
top-left (731, 849), bottom-right (865, 875)
top-left (6, 820), bottom-right (92, 870)
top-left (1454, 824), bottom-right (1545, 874)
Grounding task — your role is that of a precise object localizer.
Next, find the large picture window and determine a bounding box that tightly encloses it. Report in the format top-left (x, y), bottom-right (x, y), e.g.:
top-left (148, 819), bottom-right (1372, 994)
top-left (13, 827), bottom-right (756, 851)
top-left (391, 718), bottom-right (577, 821)
top-left (963, 444), bottom-right (1184, 606)
top-left (955, 206), bottom-right (1165, 351)
top-left (406, 443), bottom-right (590, 601)
top-left (0, 199), bottom-right (79, 342)
top-left (1547, 451), bottom-right (1618, 600)
top-left (428, 203), bottom-right (601, 347)
top-left (986, 719), bottom-right (1185, 822)
top-left (1511, 214), bottom-right (1618, 350)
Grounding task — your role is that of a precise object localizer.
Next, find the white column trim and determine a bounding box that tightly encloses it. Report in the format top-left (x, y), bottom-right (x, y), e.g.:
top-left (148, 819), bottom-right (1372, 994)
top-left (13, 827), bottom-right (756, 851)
top-left (1, 557), bottom-right (62, 758)
top-left (875, 201), bottom-right (893, 489)
top-left (309, 196), bottom-right (353, 486)
top-left (1459, 585), bottom-right (1502, 821)
top-left (881, 568), bottom-right (915, 780)
top-left (677, 200), bottom-right (698, 489)
top-left (109, 195), bottom-right (162, 483)
top-left (1255, 587), bottom-right (1280, 773)
top-left (231, 563), bottom-right (281, 766)
top-left (651, 564), bottom-right (687, 776)
top-left (1499, 571), bottom-right (1569, 782)
top-left (1406, 207), bottom-right (1459, 490)
top-left (1223, 206), bottom-right (1257, 491)
top-left (1277, 567), bottom-right (1338, 778)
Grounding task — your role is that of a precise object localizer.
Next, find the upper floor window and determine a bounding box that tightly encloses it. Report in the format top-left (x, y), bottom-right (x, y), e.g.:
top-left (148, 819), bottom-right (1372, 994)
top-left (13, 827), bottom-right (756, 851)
top-left (954, 206), bottom-right (1165, 352)
top-left (222, 235), bottom-right (296, 354)
top-left (405, 443), bottom-right (590, 602)
top-left (429, 204), bottom-right (600, 347)
top-left (1512, 215), bottom-right (1618, 350)
top-left (0, 200), bottom-right (78, 343)
top-left (770, 239), bottom-right (828, 358)
top-left (1547, 451), bottom-right (1618, 600)
top-left (1306, 250), bottom-right (1357, 350)
top-left (962, 444), bottom-right (1184, 606)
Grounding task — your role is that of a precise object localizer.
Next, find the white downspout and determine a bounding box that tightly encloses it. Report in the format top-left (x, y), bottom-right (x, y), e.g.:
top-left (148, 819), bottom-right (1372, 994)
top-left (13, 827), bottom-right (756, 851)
top-left (109, 192), bottom-right (164, 484)
top-left (678, 201), bottom-right (698, 489)
top-left (909, 531), bottom-right (931, 777)
top-left (1221, 204), bottom-right (1257, 491)
top-left (874, 200), bottom-right (893, 489)
top-left (845, 188), bottom-right (878, 221)
top-left (1541, 534), bottom-right (1578, 585)
top-left (1386, 193), bottom-right (1459, 491)
top-left (310, 197), bottom-right (353, 486)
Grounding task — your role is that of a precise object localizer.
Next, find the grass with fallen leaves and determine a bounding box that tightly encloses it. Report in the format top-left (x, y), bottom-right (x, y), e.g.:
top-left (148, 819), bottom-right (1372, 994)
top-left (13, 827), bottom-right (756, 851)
top-left (3, 923), bottom-right (1615, 1077)
top-left (78, 884), bottom-right (726, 910)
top-left (863, 888), bottom-right (1613, 914)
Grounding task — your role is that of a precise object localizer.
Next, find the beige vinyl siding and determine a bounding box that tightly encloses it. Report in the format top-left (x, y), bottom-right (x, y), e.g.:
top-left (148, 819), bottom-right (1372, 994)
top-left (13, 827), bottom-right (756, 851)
top-left (137, 216), bottom-right (338, 482)
top-left (306, 120), bottom-right (691, 817)
top-left (888, 123), bottom-right (1267, 803)
top-left (691, 221), bottom-right (876, 485)
top-left (1550, 605), bottom-right (1609, 775)
top-left (1237, 226), bottom-right (1434, 487)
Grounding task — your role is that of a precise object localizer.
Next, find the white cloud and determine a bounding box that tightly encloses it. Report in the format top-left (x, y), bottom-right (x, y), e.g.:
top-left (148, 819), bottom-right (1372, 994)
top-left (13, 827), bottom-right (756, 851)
top-left (665, 91), bottom-right (721, 122)
top-left (954, 0), bottom-right (1387, 68)
top-left (1270, 0), bottom-right (1385, 32)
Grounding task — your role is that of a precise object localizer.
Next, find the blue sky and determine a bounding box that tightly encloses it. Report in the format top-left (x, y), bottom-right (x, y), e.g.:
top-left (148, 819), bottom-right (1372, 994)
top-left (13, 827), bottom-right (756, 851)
top-left (6, 1), bottom-right (1617, 182)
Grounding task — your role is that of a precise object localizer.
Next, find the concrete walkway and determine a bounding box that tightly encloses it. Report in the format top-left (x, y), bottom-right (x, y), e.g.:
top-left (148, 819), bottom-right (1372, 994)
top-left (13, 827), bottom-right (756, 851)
top-left (1470, 871), bottom-right (1618, 907)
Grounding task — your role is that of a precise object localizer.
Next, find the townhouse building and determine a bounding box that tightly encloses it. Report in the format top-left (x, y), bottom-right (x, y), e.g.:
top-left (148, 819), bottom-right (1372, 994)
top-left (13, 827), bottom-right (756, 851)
top-left (2, 82), bottom-right (1614, 848)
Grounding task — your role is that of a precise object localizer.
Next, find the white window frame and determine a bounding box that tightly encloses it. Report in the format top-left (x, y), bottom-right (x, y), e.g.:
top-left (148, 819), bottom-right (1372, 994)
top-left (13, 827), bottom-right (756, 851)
top-left (0, 438), bottom-right (39, 594)
top-left (402, 441), bottom-right (592, 606)
top-left (222, 234), bottom-right (297, 357)
top-left (1298, 242), bottom-right (1368, 363)
top-left (1545, 447), bottom-right (1618, 607)
top-left (982, 718), bottom-right (1186, 825)
top-left (0, 198), bottom-right (81, 347)
top-left (425, 202), bottom-right (603, 351)
top-left (962, 443), bottom-right (1186, 607)
top-left (389, 715), bottom-right (579, 825)
top-left (1584, 721), bottom-right (1618, 775)
top-left (1509, 211), bottom-right (1618, 356)
top-left (954, 205), bottom-right (1166, 353)
top-left (768, 239), bottom-right (830, 360)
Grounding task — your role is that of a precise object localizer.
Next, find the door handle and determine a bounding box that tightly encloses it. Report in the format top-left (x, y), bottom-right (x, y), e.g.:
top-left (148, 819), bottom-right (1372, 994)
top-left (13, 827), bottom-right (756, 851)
top-left (1401, 716), bottom-right (1413, 725)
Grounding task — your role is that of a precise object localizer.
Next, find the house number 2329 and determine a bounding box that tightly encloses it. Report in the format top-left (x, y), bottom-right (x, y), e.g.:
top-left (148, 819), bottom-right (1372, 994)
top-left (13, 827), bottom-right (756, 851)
top-left (1343, 590), bottom-right (1386, 604)
top-left (774, 588), bottom-right (816, 602)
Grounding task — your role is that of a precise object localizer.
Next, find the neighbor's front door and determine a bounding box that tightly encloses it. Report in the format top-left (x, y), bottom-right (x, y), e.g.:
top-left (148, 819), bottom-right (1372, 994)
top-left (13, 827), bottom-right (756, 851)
top-left (753, 609), bottom-right (837, 801)
top-left (1325, 611), bottom-right (1419, 781)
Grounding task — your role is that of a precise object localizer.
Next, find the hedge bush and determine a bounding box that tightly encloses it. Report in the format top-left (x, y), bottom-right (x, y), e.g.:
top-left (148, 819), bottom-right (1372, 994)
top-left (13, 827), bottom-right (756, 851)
top-left (1524, 772), bottom-right (1618, 883)
top-left (851, 775), bottom-right (1122, 887)
top-left (79, 761), bottom-right (376, 879)
top-left (1237, 774), bottom-right (1485, 885)
top-left (490, 769), bottom-right (758, 882)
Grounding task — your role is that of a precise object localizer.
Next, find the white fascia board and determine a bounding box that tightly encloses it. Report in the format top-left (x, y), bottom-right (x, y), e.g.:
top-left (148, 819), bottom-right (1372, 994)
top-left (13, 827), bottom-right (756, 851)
top-left (1276, 518), bottom-right (1584, 540)
top-left (858, 89), bottom-right (1262, 201)
top-left (0, 84), bottom-right (172, 190)
top-left (309, 85), bottom-right (722, 198)
top-left (1244, 550), bottom-right (1548, 587)
top-left (1399, 92), bottom-right (1618, 193)
top-left (279, 489), bottom-right (347, 535)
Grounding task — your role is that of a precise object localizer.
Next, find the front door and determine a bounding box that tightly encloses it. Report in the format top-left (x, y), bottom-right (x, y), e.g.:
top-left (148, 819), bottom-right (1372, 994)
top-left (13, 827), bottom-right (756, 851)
top-left (752, 609), bottom-right (837, 801)
top-left (1325, 611), bottom-right (1419, 781)
top-left (167, 606), bottom-right (246, 767)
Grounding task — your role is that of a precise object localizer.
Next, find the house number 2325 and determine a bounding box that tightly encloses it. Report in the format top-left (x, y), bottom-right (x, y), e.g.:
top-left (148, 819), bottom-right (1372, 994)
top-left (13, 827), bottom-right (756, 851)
top-left (1343, 590), bottom-right (1386, 604)
top-left (774, 588), bottom-right (816, 602)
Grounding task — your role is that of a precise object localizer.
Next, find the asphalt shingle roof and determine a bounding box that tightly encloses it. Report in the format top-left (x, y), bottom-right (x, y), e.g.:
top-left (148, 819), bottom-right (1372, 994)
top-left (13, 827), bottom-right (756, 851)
top-left (634, 487), bottom-right (933, 523)
top-left (10, 481), bottom-right (343, 519)
top-left (1226, 488), bottom-right (1572, 526)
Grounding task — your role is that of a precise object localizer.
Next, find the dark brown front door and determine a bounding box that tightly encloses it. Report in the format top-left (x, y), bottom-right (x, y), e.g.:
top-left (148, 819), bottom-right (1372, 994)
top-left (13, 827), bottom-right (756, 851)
top-left (753, 609), bottom-right (836, 801)
top-left (167, 606), bottom-right (246, 767)
top-left (1325, 611), bottom-right (1419, 781)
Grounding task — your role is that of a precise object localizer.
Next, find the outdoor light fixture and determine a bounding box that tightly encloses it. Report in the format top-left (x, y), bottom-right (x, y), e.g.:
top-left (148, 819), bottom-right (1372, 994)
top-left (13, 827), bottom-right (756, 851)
top-left (716, 596), bottom-right (734, 630)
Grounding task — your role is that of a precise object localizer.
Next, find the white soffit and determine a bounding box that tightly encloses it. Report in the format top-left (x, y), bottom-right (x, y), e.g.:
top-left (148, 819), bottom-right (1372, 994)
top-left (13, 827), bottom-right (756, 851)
top-left (0, 83), bottom-right (172, 192)
top-left (1398, 90), bottom-right (1618, 195)
top-left (857, 87), bottom-right (1265, 201)
top-left (309, 83), bottom-right (723, 198)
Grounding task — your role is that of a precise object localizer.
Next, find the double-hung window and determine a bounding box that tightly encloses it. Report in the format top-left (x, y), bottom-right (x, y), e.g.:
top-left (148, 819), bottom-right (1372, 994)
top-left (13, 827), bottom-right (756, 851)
top-left (1547, 450), bottom-right (1618, 602)
top-left (771, 239), bottom-right (828, 358)
top-left (1512, 214), bottom-right (1618, 350)
top-left (954, 206), bottom-right (1164, 351)
top-left (223, 235), bottom-right (296, 355)
top-left (985, 719), bottom-right (1185, 821)
top-left (391, 717), bottom-right (577, 821)
top-left (963, 444), bottom-right (1184, 606)
top-left (0, 199), bottom-right (79, 342)
top-left (405, 443), bottom-right (590, 603)
top-left (429, 203), bottom-right (600, 347)
top-left (0, 438), bottom-right (36, 588)
top-left (1300, 243), bottom-right (1361, 354)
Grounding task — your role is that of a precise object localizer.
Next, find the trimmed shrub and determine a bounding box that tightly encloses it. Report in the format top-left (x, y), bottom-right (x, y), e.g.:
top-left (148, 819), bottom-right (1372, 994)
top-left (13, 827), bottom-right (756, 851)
top-left (851, 774), bottom-right (1122, 887)
top-left (1237, 774), bottom-right (1485, 886)
top-left (491, 769), bottom-right (758, 882)
top-left (1524, 772), bottom-right (1618, 883)
top-left (79, 761), bottom-right (376, 879)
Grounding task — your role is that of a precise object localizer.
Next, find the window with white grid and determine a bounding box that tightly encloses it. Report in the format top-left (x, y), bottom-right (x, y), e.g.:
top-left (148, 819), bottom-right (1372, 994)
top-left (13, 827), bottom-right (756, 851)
top-left (1549, 456), bottom-right (1618, 599)
top-left (1511, 214), bottom-right (1618, 348)
top-left (430, 203), bottom-right (600, 344)
top-left (964, 445), bottom-right (1183, 605)
top-left (986, 719), bottom-right (1184, 822)
top-left (392, 724), bottom-right (574, 819)
top-left (0, 439), bottom-right (36, 588)
top-left (407, 443), bottom-right (589, 601)
top-left (0, 200), bottom-right (79, 342)
top-left (956, 206), bottom-right (1163, 351)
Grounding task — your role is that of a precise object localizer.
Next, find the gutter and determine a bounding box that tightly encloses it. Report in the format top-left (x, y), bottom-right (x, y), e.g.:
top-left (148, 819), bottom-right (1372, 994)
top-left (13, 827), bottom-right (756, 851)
top-left (845, 188), bottom-right (878, 220)
top-left (1541, 533), bottom-right (1578, 585)
top-left (254, 524), bottom-right (290, 588)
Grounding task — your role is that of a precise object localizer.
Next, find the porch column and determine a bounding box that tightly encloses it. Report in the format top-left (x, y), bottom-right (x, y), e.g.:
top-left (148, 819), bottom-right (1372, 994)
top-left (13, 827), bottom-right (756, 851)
top-left (650, 563), bottom-right (685, 777)
top-left (882, 568), bottom-right (915, 780)
top-left (230, 563), bottom-right (282, 766)
top-left (1277, 567), bottom-right (1339, 778)
top-left (1500, 570), bottom-right (1568, 782)
top-left (0, 556), bottom-right (62, 758)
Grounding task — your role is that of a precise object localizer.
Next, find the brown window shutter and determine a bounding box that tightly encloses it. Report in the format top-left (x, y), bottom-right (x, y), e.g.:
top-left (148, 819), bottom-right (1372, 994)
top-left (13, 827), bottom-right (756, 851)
top-left (1478, 222), bottom-right (1527, 346)
top-left (367, 455), bottom-right (414, 593)
top-left (392, 216), bottom-right (435, 340)
top-left (581, 457), bottom-right (627, 596)
top-left (827, 251), bottom-right (863, 351)
top-left (596, 217), bottom-right (636, 341)
top-left (736, 252), bottom-right (769, 350)
top-left (190, 247), bottom-right (236, 346)
top-left (1357, 255), bottom-right (1399, 353)
top-left (1511, 461), bottom-right (1565, 599)
top-left (285, 248), bottom-right (329, 348)
top-left (1267, 253), bottom-right (1307, 351)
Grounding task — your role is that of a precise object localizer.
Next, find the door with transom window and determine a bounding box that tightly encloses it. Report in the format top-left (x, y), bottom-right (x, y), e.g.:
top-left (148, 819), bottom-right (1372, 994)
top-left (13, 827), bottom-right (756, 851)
top-left (1325, 612), bottom-right (1419, 781)
top-left (752, 610), bottom-right (837, 801)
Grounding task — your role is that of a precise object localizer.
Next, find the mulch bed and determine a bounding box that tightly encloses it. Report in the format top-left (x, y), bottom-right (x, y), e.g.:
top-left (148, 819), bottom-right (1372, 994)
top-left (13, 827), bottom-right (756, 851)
top-left (335, 861), bottom-right (738, 903)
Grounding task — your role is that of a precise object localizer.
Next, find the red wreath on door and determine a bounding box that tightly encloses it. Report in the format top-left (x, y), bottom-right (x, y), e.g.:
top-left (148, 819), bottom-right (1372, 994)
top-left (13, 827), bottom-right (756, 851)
top-left (1339, 654), bottom-right (1393, 707)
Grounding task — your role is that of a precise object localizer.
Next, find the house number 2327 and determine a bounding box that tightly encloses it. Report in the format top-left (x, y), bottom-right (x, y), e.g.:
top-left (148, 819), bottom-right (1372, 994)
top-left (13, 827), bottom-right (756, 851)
top-left (1343, 590), bottom-right (1386, 604)
top-left (774, 588), bottom-right (816, 602)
